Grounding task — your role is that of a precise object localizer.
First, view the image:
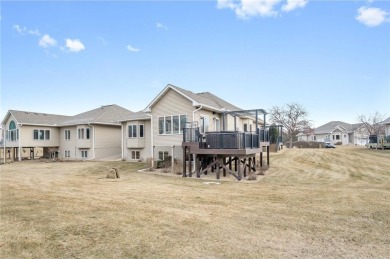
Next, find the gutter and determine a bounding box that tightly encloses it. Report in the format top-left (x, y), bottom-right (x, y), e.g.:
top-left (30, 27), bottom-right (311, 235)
top-left (192, 105), bottom-right (203, 123)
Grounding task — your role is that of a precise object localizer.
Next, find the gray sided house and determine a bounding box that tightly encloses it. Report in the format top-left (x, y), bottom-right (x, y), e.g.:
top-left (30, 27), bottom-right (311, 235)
top-left (121, 84), bottom-right (266, 164)
top-left (2, 105), bottom-right (133, 161)
top-left (312, 121), bottom-right (369, 146)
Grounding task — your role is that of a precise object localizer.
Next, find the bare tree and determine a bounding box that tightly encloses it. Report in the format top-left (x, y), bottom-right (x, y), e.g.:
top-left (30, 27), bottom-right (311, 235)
top-left (269, 103), bottom-right (310, 148)
top-left (357, 112), bottom-right (385, 135)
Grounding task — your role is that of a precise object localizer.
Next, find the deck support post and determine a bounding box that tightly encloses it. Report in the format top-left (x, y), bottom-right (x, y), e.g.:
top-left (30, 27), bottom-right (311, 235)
top-left (267, 145), bottom-right (270, 166)
top-left (237, 157), bottom-right (242, 180)
top-left (182, 146), bottom-right (187, 177)
top-left (243, 158), bottom-right (247, 177)
top-left (216, 157), bottom-right (221, 180)
top-left (260, 152), bottom-right (263, 167)
top-left (188, 149), bottom-right (192, 177)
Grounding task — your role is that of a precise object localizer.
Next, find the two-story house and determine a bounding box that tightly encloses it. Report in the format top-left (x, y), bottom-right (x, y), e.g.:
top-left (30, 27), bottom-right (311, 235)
top-left (120, 84), bottom-right (267, 165)
top-left (2, 105), bottom-right (133, 161)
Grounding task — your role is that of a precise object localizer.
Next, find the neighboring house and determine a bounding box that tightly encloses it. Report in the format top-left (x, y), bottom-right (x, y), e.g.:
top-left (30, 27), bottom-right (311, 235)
top-left (381, 117), bottom-right (390, 137)
top-left (310, 121), bottom-right (369, 146)
top-left (2, 105), bottom-right (133, 161)
top-left (297, 132), bottom-right (316, 141)
top-left (120, 84), bottom-right (266, 162)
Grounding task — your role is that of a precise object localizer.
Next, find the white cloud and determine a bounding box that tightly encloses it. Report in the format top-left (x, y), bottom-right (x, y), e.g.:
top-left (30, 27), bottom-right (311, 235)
top-left (156, 22), bottom-right (168, 31)
top-left (217, 0), bottom-right (308, 18)
top-left (282, 0), bottom-right (308, 12)
top-left (65, 39), bottom-right (85, 52)
top-left (13, 24), bottom-right (41, 36)
top-left (39, 34), bottom-right (57, 48)
top-left (356, 6), bottom-right (389, 27)
top-left (127, 44), bottom-right (140, 52)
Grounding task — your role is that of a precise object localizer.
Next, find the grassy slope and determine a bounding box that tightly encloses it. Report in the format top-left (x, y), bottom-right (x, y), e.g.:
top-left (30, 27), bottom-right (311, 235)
top-left (1, 146), bottom-right (389, 258)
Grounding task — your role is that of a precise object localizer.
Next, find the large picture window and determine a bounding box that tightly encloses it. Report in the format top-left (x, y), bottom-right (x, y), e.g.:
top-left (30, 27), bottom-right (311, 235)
top-left (158, 115), bottom-right (187, 135)
top-left (33, 129), bottom-right (50, 140)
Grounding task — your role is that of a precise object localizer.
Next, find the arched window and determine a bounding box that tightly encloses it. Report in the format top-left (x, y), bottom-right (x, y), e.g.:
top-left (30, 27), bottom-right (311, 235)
top-left (9, 121), bottom-right (16, 130)
top-left (8, 121), bottom-right (18, 141)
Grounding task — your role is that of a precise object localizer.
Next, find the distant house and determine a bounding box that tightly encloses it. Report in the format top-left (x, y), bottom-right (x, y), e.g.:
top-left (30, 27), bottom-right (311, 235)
top-left (312, 121), bottom-right (369, 146)
top-left (120, 84), bottom-right (267, 163)
top-left (381, 117), bottom-right (390, 137)
top-left (2, 105), bottom-right (133, 161)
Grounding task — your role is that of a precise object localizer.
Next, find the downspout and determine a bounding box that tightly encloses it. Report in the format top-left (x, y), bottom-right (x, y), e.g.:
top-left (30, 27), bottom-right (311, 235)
top-left (146, 114), bottom-right (154, 168)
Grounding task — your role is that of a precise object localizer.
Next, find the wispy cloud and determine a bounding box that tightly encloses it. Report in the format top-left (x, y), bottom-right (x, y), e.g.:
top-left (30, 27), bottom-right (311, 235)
top-left (281, 0), bottom-right (308, 12)
top-left (13, 24), bottom-right (41, 36)
top-left (356, 6), bottom-right (389, 27)
top-left (217, 0), bottom-right (307, 19)
top-left (65, 39), bottom-right (85, 52)
top-left (98, 36), bottom-right (107, 45)
top-left (156, 22), bottom-right (168, 31)
top-left (127, 44), bottom-right (140, 52)
top-left (39, 34), bottom-right (57, 48)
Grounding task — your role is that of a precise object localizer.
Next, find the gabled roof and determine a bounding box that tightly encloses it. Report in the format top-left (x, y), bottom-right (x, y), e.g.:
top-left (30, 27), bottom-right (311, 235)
top-left (120, 111), bottom-right (151, 122)
top-left (2, 105), bottom-right (133, 127)
top-left (2, 110), bottom-right (70, 126)
top-left (314, 121), bottom-right (364, 134)
top-left (145, 84), bottom-right (242, 113)
top-left (381, 117), bottom-right (390, 124)
top-left (59, 105), bottom-right (133, 126)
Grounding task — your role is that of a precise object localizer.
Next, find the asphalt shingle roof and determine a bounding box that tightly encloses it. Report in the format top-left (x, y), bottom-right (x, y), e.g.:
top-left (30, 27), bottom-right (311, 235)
top-left (315, 121), bottom-right (364, 134)
top-left (381, 117), bottom-right (390, 124)
top-left (169, 84), bottom-right (242, 111)
top-left (4, 105), bottom-right (133, 127)
top-left (7, 110), bottom-right (70, 126)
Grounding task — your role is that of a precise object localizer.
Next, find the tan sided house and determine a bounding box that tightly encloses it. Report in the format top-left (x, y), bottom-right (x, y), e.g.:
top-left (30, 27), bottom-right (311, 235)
top-left (2, 105), bottom-right (133, 161)
top-left (120, 84), bottom-right (272, 180)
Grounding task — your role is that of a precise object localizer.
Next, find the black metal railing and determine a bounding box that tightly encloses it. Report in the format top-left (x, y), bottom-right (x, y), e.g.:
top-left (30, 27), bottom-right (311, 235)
top-left (183, 128), bottom-right (269, 149)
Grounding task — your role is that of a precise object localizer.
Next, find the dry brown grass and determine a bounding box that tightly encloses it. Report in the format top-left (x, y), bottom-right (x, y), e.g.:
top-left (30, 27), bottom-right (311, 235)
top-left (1, 146), bottom-right (390, 258)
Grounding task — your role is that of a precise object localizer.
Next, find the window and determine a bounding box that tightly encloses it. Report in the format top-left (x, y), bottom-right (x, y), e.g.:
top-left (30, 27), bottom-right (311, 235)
top-left (314, 136), bottom-right (316, 140)
top-left (139, 124), bottom-right (144, 138)
top-left (78, 127), bottom-right (90, 139)
top-left (244, 123), bottom-right (248, 132)
top-left (33, 129), bottom-right (50, 140)
top-left (200, 115), bottom-right (209, 134)
top-left (81, 150), bottom-right (88, 158)
top-left (158, 151), bottom-right (169, 160)
top-left (336, 135), bottom-right (340, 140)
top-left (8, 121), bottom-right (18, 141)
top-left (78, 128), bottom-right (84, 139)
top-left (128, 125), bottom-right (137, 138)
top-left (131, 151), bottom-right (140, 160)
top-left (65, 130), bottom-right (71, 140)
top-left (158, 115), bottom-right (187, 135)
top-left (180, 115), bottom-right (186, 133)
top-left (165, 116), bottom-right (172, 134)
top-left (173, 115), bottom-right (180, 134)
top-left (215, 118), bottom-right (220, 132)
top-left (65, 150), bottom-right (70, 158)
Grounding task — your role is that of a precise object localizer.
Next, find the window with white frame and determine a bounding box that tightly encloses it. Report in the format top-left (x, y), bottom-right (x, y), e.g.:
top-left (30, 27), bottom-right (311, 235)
top-left (65, 150), bottom-right (70, 158)
top-left (78, 127), bottom-right (90, 139)
top-left (199, 115), bottom-right (209, 134)
top-left (158, 115), bottom-right (187, 135)
top-left (131, 150), bottom-right (140, 160)
top-left (139, 124), bottom-right (144, 138)
top-left (81, 150), bottom-right (88, 158)
top-left (128, 125), bottom-right (137, 138)
top-left (8, 121), bottom-right (18, 141)
top-left (244, 123), bottom-right (248, 132)
top-left (214, 118), bottom-right (220, 132)
top-left (158, 151), bottom-right (169, 160)
top-left (65, 129), bottom-right (71, 140)
top-left (33, 129), bottom-right (50, 140)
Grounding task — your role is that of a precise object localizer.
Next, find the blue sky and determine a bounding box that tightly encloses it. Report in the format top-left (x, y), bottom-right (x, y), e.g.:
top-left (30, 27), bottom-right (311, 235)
top-left (1, 0), bottom-right (389, 127)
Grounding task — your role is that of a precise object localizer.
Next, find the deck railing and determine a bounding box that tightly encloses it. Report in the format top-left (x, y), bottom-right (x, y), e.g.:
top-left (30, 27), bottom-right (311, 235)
top-left (183, 128), bottom-right (269, 149)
